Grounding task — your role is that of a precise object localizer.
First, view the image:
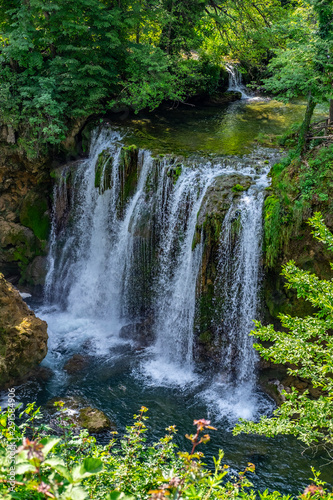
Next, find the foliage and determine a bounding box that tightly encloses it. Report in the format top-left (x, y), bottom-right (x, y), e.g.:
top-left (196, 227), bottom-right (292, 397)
top-left (262, 0), bottom-right (333, 104)
top-left (0, 0), bottom-right (315, 157)
top-left (235, 213), bottom-right (333, 449)
top-left (263, 144), bottom-right (333, 267)
top-left (0, 403), bottom-right (331, 499)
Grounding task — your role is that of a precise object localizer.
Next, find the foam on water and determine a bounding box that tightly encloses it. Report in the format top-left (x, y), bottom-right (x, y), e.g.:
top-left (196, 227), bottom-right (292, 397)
top-left (43, 128), bottom-right (276, 418)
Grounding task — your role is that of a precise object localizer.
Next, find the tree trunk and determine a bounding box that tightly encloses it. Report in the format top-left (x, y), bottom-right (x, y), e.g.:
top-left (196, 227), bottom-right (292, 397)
top-left (297, 92), bottom-right (316, 156)
top-left (329, 99), bottom-right (333, 124)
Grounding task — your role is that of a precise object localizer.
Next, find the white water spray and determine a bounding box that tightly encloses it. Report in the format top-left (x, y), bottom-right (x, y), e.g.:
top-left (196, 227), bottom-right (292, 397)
top-left (225, 63), bottom-right (250, 99)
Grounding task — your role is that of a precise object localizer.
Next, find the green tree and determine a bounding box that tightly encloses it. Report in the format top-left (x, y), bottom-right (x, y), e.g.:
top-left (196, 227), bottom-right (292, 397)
top-left (0, 0), bottom-right (224, 157)
top-left (234, 212), bottom-right (333, 449)
top-left (262, 0), bottom-right (333, 154)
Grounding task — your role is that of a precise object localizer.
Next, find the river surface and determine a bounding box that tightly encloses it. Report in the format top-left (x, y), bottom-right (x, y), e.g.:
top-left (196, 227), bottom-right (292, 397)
top-left (5, 97), bottom-right (333, 495)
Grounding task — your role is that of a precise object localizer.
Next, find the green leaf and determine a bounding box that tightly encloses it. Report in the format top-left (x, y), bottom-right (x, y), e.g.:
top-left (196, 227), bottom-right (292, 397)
top-left (40, 436), bottom-right (61, 457)
top-left (44, 457), bottom-right (73, 482)
top-left (106, 493), bottom-right (136, 500)
top-left (15, 462), bottom-right (36, 474)
top-left (72, 457), bottom-right (103, 481)
top-left (61, 484), bottom-right (88, 500)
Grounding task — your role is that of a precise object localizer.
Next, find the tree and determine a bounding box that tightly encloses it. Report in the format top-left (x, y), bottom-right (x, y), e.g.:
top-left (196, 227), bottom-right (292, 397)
top-left (0, 0), bottom-right (222, 157)
top-left (234, 212), bottom-right (333, 449)
top-left (262, 0), bottom-right (333, 154)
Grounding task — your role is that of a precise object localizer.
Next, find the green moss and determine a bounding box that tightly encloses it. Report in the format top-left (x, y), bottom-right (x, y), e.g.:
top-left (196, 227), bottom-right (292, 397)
top-left (94, 150), bottom-right (114, 193)
top-left (198, 331), bottom-right (212, 344)
top-left (232, 183), bottom-right (246, 193)
top-left (264, 144), bottom-right (333, 269)
top-left (19, 193), bottom-right (50, 241)
top-left (120, 145), bottom-right (139, 210)
top-left (263, 195), bottom-right (282, 268)
top-left (167, 164), bottom-right (182, 184)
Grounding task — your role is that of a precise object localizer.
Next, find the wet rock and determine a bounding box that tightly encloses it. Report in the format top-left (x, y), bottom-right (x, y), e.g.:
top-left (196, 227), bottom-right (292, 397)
top-left (119, 318), bottom-right (154, 347)
top-left (0, 273), bottom-right (48, 388)
top-left (45, 396), bottom-right (116, 434)
top-left (64, 354), bottom-right (90, 374)
top-left (78, 407), bottom-right (115, 433)
top-left (25, 256), bottom-right (48, 287)
top-left (30, 365), bottom-right (53, 382)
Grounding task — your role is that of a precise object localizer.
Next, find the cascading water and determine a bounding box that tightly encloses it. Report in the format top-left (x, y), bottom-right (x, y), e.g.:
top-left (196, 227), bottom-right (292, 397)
top-left (217, 190), bottom-right (263, 385)
top-left (225, 63), bottom-right (250, 99)
top-left (201, 163), bottom-right (271, 420)
top-left (43, 127), bottom-right (274, 410)
top-left (17, 104), bottom-right (333, 492)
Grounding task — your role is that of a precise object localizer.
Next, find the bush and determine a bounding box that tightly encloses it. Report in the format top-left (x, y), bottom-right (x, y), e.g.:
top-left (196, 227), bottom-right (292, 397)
top-left (0, 402), bottom-right (332, 499)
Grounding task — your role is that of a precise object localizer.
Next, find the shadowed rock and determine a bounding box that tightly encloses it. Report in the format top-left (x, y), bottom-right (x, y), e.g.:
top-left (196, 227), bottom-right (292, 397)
top-left (0, 273), bottom-right (48, 387)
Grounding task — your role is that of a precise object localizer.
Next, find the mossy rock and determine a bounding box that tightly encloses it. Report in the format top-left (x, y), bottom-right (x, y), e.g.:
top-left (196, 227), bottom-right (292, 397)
top-left (0, 274), bottom-right (48, 387)
top-left (19, 191), bottom-right (50, 241)
top-left (95, 149), bottom-right (113, 193)
top-left (167, 163), bottom-right (182, 184)
top-left (78, 407), bottom-right (114, 433)
top-left (232, 183), bottom-right (247, 193)
top-left (120, 145), bottom-right (139, 208)
top-left (0, 219), bottom-right (46, 282)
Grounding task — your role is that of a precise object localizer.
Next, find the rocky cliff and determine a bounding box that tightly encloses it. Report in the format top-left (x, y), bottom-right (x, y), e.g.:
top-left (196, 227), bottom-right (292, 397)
top-left (261, 144), bottom-right (333, 324)
top-left (0, 141), bottom-right (52, 289)
top-left (0, 273), bottom-right (48, 388)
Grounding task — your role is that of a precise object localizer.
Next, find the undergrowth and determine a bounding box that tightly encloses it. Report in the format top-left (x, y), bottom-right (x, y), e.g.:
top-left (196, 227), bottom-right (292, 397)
top-left (0, 403), bottom-right (331, 499)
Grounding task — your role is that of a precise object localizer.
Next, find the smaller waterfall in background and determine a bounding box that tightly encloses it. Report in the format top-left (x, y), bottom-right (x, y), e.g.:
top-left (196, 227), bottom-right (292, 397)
top-left (225, 63), bottom-right (250, 99)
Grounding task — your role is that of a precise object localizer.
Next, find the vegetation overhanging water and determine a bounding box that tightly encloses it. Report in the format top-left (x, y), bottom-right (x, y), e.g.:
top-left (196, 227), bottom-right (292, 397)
top-left (6, 97), bottom-right (332, 495)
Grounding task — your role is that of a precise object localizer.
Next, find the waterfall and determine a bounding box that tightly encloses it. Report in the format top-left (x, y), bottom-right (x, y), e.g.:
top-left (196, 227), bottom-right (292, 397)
top-left (217, 189), bottom-right (264, 386)
top-left (146, 165), bottom-right (230, 383)
top-left (225, 63), bottom-right (249, 99)
top-left (45, 128), bottom-right (272, 397)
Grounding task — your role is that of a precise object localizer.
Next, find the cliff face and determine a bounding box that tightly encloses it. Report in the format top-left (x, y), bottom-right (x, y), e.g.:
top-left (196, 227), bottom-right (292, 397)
top-left (0, 141), bottom-right (52, 289)
top-left (261, 144), bottom-right (333, 325)
top-left (0, 273), bottom-right (48, 388)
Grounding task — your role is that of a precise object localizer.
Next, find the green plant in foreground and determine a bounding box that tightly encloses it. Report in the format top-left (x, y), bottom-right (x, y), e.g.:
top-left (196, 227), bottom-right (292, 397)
top-left (234, 212), bottom-right (333, 449)
top-left (0, 403), bottom-right (332, 499)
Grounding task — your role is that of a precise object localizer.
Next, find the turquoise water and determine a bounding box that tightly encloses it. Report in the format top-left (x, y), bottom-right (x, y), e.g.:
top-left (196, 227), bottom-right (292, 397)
top-left (8, 97), bottom-right (333, 495)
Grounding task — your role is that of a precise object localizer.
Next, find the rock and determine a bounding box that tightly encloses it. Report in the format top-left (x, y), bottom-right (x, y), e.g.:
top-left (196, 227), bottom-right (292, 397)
top-left (5, 126), bottom-right (16, 145)
top-left (64, 354), bottom-right (90, 374)
top-left (0, 273), bottom-right (48, 387)
top-left (193, 173), bottom-right (253, 362)
top-left (45, 396), bottom-right (116, 434)
top-left (25, 256), bottom-right (48, 287)
top-left (78, 407), bottom-right (114, 433)
top-left (119, 318), bottom-right (154, 347)
top-left (45, 395), bottom-right (85, 410)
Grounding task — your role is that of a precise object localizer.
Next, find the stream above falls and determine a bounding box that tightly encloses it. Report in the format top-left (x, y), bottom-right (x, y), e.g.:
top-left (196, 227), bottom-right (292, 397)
top-left (5, 97), bottom-right (332, 494)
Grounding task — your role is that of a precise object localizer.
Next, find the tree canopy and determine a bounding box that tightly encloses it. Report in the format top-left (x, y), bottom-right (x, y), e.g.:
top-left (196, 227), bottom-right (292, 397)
top-left (0, 0), bottom-right (332, 156)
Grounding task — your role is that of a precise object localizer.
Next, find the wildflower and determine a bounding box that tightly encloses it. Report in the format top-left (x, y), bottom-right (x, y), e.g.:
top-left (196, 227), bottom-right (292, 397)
top-left (17, 438), bottom-right (44, 461)
top-left (302, 484), bottom-right (325, 497)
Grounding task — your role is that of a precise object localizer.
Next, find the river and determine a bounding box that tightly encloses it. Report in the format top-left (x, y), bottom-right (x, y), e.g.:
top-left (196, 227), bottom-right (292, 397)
top-left (9, 96), bottom-right (332, 494)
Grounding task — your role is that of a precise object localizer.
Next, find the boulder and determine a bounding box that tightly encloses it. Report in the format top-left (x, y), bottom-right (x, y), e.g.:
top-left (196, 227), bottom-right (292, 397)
top-left (64, 354), bottom-right (90, 374)
top-left (78, 407), bottom-right (114, 433)
top-left (0, 273), bottom-right (48, 387)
